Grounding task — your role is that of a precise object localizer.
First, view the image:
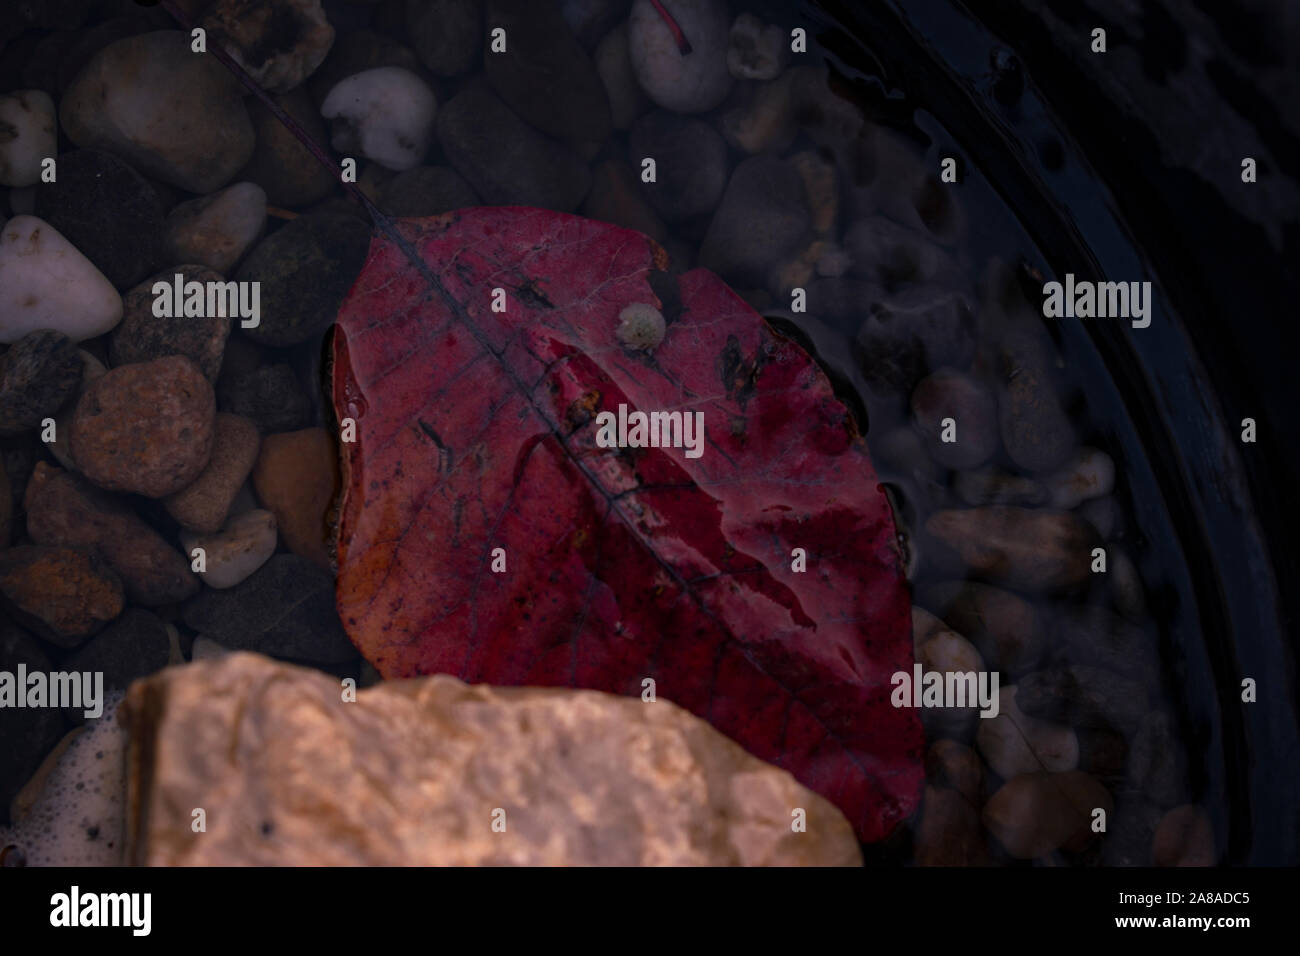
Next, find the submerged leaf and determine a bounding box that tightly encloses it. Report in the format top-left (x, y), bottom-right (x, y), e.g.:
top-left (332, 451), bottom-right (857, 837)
top-left (332, 208), bottom-right (921, 841)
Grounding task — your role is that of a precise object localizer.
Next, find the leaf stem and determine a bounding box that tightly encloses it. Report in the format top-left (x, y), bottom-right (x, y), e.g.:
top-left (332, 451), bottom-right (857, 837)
top-left (649, 0), bottom-right (693, 55)
top-left (159, 0), bottom-right (391, 229)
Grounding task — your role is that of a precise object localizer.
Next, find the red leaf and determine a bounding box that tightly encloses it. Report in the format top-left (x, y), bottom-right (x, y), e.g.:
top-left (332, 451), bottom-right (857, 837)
top-left (332, 208), bottom-right (922, 842)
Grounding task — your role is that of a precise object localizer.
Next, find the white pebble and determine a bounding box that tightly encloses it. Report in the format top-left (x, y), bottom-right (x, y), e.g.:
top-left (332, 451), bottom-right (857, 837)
top-left (181, 509), bottom-right (278, 589)
top-left (629, 0), bottom-right (733, 114)
top-left (1046, 446), bottom-right (1116, 509)
top-left (0, 215), bottom-right (122, 345)
top-left (321, 67), bottom-right (437, 172)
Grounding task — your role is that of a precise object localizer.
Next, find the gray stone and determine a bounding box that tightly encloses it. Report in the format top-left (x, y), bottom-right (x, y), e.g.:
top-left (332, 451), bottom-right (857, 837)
top-left (628, 110), bottom-right (727, 222)
top-left (700, 156), bottom-right (809, 286)
top-left (0, 330), bottom-right (82, 436)
top-left (236, 213), bottom-right (372, 347)
top-left (182, 554), bottom-right (357, 664)
top-left (436, 84), bottom-right (591, 212)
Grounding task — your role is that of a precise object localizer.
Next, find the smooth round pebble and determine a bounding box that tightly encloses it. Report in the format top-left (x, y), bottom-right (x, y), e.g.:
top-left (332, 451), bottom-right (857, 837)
top-left (163, 182), bottom-right (267, 276)
top-left (629, 0), bottom-right (733, 114)
top-left (71, 355), bottom-right (216, 498)
top-left (321, 67), bottom-right (436, 172)
top-left (0, 215), bottom-right (122, 345)
top-left (182, 509), bottom-right (279, 590)
top-left (165, 413), bottom-right (261, 533)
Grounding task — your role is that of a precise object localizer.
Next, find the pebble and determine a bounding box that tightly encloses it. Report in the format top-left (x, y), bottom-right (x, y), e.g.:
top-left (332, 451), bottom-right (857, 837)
top-left (1152, 805), bottom-right (1216, 866)
top-left (629, 0), bottom-right (733, 114)
top-left (1076, 727), bottom-right (1128, 779)
top-left (925, 739), bottom-right (983, 805)
top-left (181, 509), bottom-right (279, 590)
top-left (24, 462), bottom-right (198, 606)
top-left (911, 605), bottom-right (946, 649)
top-left (1109, 547), bottom-right (1147, 619)
top-left (1101, 797), bottom-right (1162, 866)
top-left (727, 13), bottom-right (787, 80)
top-left (914, 785), bottom-right (988, 866)
top-left (0, 91), bottom-right (57, 188)
top-left (57, 608), bottom-right (170, 724)
top-left (0, 330), bottom-right (82, 436)
top-left (163, 182), bottom-right (267, 276)
top-left (0, 215), bottom-right (123, 345)
top-left (217, 362), bottom-right (312, 433)
top-left (33, 149), bottom-right (165, 289)
top-left (582, 160), bottom-right (668, 242)
top-left (629, 110), bottom-right (727, 222)
top-left (924, 581), bottom-right (1044, 677)
top-left (321, 67), bottom-right (436, 172)
top-left (236, 212), bottom-right (372, 347)
top-left (791, 150), bottom-right (839, 236)
top-left (852, 286), bottom-right (976, 393)
top-left (595, 23), bottom-right (649, 130)
top-left (0, 545), bottom-right (124, 647)
top-left (484, 0), bottom-right (611, 143)
top-left (48, 350), bottom-right (106, 471)
top-left (436, 84), bottom-right (591, 212)
top-left (307, 28), bottom-right (426, 105)
top-left (917, 626), bottom-right (985, 739)
top-left (164, 413), bottom-right (261, 533)
top-left (1079, 494), bottom-right (1120, 539)
top-left (1043, 446), bottom-right (1116, 509)
top-left (198, 0), bottom-right (335, 93)
top-left (0, 623), bottom-right (66, 822)
top-left (60, 31), bottom-right (255, 194)
top-left (406, 0), bottom-right (481, 77)
top-left (976, 685), bottom-right (1079, 779)
top-left (252, 427), bottom-right (339, 570)
top-left (560, 0), bottom-right (627, 48)
top-left (996, 331), bottom-right (1075, 473)
top-left (982, 771), bottom-right (1112, 859)
top-left (924, 506), bottom-right (1098, 592)
top-left (1127, 712), bottom-right (1188, 807)
top-left (1047, 605), bottom-right (1160, 686)
top-left (787, 65), bottom-right (865, 149)
top-left (237, 89), bottom-right (338, 207)
top-left (910, 368), bottom-right (998, 469)
top-left (721, 72), bottom-right (798, 154)
top-left (71, 355), bottom-right (216, 498)
top-left (845, 216), bottom-right (960, 288)
top-left (953, 465), bottom-right (1048, 506)
top-left (181, 554), bottom-right (357, 663)
top-left (190, 636), bottom-right (230, 661)
top-left (377, 165), bottom-right (478, 217)
top-left (1015, 663), bottom-right (1149, 735)
top-left (700, 156), bottom-right (809, 285)
top-left (109, 266), bottom-right (233, 383)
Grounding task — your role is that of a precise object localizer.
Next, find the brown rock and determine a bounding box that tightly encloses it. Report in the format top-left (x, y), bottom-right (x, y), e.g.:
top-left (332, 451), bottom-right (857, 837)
top-left (924, 507), bottom-right (1097, 591)
top-left (0, 545), bottom-right (124, 646)
top-left (582, 160), bottom-right (667, 243)
top-left (197, 0), bottom-right (334, 94)
top-left (925, 739), bottom-right (983, 805)
top-left (237, 88), bottom-right (337, 207)
top-left (252, 427), bottom-right (338, 569)
top-left (109, 266), bottom-right (233, 383)
top-left (914, 785), bottom-right (988, 866)
top-left (165, 413), bottom-right (260, 533)
top-left (1152, 804), bottom-right (1216, 867)
top-left (982, 771), bottom-right (1112, 859)
top-left (24, 462), bottom-right (197, 605)
top-left (925, 580), bottom-right (1044, 677)
top-left (121, 653), bottom-right (862, 866)
top-left (71, 355), bottom-right (215, 498)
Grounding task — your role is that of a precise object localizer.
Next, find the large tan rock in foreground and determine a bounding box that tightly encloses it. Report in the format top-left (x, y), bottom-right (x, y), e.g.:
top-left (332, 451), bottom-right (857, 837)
top-left (121, 654), bottom-right (861, 866)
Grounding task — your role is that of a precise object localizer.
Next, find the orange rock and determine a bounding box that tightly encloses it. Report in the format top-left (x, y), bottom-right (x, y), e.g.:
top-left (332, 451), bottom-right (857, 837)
top-left (252, 427), bottom-right (338, 569)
